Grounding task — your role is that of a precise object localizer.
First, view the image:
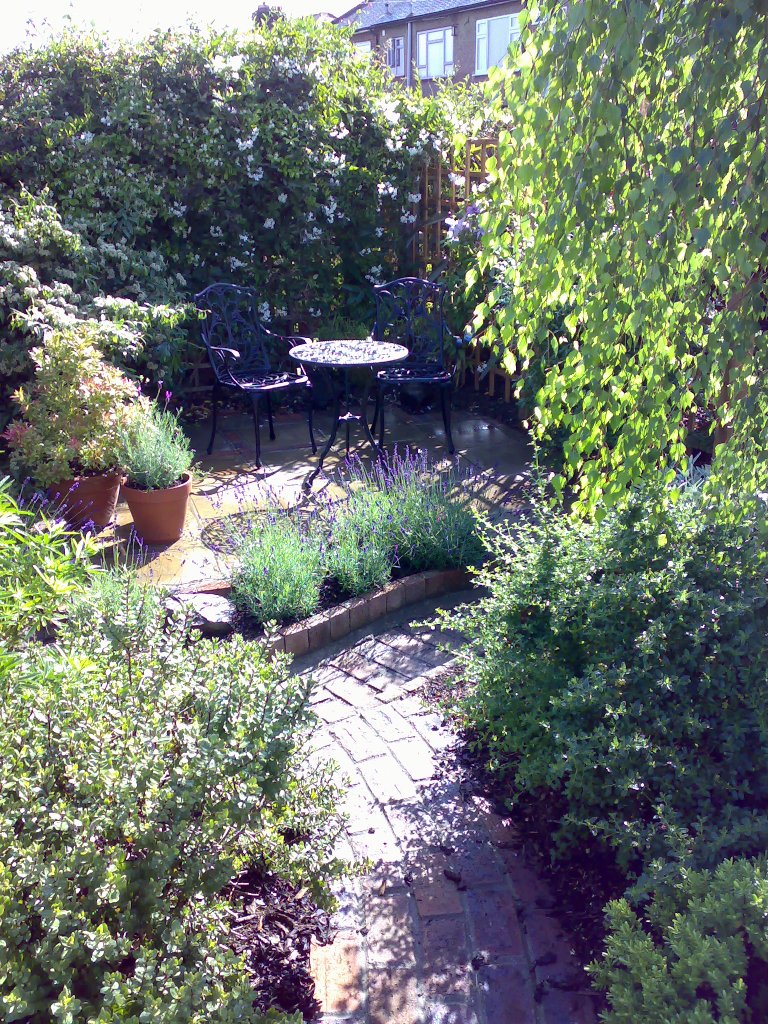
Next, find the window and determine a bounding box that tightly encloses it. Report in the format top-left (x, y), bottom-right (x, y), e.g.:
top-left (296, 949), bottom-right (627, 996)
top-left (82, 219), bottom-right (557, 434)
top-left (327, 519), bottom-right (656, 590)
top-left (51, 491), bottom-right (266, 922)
top-left (475, 14), bottom-right (520, 75)
top-left (416, 28), bottom-right (454, 79)
top-left (354, 40), bottom-right (372, 56)
top-left (386, 35), bottom-right (405, 76)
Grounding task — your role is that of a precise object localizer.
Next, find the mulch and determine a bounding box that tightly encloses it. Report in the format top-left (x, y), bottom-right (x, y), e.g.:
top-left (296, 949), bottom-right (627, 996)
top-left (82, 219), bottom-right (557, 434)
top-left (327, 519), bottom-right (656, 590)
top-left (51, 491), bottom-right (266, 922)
top-left (224, 864), bottom-right (334, 1020)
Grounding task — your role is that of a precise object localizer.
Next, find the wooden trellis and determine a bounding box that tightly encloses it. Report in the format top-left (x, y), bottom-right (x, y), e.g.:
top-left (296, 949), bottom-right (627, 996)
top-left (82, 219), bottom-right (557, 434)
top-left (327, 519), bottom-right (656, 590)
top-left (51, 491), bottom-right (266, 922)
top-left (410, 137), bottom-right (498, 273)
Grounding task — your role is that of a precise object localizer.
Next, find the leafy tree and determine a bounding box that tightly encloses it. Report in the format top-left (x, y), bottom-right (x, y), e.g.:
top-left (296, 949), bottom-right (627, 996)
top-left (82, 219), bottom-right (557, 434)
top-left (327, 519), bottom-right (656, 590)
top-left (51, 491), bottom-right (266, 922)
top-left (472, 1), bottom-right (768, 515)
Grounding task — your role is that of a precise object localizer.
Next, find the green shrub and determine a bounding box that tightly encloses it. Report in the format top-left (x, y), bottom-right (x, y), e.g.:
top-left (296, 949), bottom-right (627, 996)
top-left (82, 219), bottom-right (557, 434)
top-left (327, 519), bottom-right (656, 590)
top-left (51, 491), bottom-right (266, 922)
top-left (445, 487), bottom-right (768, 877)
top-left (334, 449), bottom-right (485, 575)
top-left (119, 400), bottom-right (194, 490)
top-left (232, 516), bottom-right (325, 624)
top-left (0, 190), bottom-right (192, 406)
top-left (6, 325), bottom-right (139, 488)
top-left (591, 857), bottom-right (768, 1023)
top-left (0, 574), bottom-right (344, 1022)
top-left (0, 478), bottom-right (96, 646)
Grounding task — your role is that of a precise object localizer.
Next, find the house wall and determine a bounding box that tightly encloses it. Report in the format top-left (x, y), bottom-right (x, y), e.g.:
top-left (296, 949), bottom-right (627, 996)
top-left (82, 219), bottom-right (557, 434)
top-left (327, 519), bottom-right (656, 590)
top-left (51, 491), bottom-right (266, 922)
top-left (352, 0), bottom-right (523, 94)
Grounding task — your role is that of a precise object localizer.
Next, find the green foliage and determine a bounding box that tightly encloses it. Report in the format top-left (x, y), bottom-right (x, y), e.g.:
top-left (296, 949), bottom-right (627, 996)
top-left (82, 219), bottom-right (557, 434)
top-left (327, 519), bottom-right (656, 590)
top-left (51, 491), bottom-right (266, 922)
top-left (474, 1), bottom-right (768, 515)
top-left (0, 190), bottom-right (193, 404)
top-left (0, 23), bottom-right (477, 393)
top-left (0, 479), bottom-right (96, 646)
top-left (591, 857), bottom-right (768, 1024)
top-left (65, 560), bottom-right (165, 648)
top-left (119, 400), bottom-right (194, 490)
top-left (232, 515), bottom-right (325, 624)
top-left (4, 325), bottom-right (138, 487)
top-left (333, 449), bottom-right (485, 576)
top-left (0, 571), bottom-right (344, 1022)
top-left (446, 486), bottom-right (768, 878)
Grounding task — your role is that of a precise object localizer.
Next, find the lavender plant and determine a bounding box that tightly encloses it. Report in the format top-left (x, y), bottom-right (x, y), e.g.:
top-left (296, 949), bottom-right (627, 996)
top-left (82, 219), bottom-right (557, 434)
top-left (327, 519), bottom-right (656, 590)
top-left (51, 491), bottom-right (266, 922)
top-left (331, 449), bottom-right (485, 575)
top-left (231, 514), bottom-right (325, 625)
top-left (118, 398), bottom-right (193, 490)
top-left (324, 511), bottom-right (394, 597)
top-left (221, 451), bottom-right (484, 624)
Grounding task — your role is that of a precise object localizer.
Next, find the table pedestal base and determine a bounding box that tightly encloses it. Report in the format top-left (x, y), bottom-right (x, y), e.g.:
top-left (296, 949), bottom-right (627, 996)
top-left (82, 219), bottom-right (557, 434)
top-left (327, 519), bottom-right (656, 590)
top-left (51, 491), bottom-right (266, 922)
top-left (302, 368), bottom-right (381, 491)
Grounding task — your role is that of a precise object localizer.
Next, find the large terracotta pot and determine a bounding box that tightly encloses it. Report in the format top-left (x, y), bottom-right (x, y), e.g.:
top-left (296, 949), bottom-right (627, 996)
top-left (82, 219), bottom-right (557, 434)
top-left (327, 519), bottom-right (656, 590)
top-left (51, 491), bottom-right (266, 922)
top-left (122, 473), bottom-right (192, 544)
top-left (48, 474), bottom-right (122, 530)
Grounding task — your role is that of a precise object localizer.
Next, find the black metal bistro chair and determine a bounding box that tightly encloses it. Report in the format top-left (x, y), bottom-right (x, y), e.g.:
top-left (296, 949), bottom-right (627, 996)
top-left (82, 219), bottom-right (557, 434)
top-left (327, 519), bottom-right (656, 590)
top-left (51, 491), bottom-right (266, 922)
top-left (370, 277), bottom-right (458, 454)
top-left (195, 284), bottom-right (316, 466)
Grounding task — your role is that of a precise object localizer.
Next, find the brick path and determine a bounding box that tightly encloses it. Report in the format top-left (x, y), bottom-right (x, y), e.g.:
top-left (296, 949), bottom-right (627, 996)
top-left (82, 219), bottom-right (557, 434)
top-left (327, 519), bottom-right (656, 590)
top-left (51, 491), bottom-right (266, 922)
top-left (303, 618), bottom-right (598, 1024)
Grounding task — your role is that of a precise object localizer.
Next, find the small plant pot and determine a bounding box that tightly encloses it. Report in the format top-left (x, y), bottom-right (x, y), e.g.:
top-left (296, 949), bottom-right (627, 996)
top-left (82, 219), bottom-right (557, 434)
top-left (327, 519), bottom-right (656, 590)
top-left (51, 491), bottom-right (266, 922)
top-left (122, 473), bottom-right (192, 544)
top-left (48, 474), bottom-right (123, 530)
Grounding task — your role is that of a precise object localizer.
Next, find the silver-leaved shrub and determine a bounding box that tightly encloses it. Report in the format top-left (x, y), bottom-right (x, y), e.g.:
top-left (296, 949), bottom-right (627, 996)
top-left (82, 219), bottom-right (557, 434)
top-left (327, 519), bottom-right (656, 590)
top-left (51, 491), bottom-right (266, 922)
top-left (0, 497), bottom-right (346, 1021)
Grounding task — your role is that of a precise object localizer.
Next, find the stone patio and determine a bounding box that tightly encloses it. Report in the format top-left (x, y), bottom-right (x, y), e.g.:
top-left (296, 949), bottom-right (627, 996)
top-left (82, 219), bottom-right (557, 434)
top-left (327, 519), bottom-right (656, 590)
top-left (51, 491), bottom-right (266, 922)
top-left (109, 402), bottom-right (534, 588)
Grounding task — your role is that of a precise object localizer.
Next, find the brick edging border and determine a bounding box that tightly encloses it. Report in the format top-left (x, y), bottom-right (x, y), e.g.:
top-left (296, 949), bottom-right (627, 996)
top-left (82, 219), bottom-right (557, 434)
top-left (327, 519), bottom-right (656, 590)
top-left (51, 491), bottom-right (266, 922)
top-left (175, 567), bottom-right (473, 656)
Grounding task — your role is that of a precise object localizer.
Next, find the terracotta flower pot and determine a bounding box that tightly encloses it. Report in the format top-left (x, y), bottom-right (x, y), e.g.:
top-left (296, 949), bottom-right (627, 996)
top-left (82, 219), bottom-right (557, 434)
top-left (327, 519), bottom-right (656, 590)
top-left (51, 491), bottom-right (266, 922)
top-left (48, 474), bottom-right (122, 530)
top-left (122, 473), bottom-right (192, 544)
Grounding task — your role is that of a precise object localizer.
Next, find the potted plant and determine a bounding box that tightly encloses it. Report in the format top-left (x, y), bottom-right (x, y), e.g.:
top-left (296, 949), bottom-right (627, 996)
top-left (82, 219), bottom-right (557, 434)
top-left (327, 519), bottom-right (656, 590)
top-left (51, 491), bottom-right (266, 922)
top-left (118, 397), bottom-right (194, 544)
top-left (4, 326), bottom-right (138, 529)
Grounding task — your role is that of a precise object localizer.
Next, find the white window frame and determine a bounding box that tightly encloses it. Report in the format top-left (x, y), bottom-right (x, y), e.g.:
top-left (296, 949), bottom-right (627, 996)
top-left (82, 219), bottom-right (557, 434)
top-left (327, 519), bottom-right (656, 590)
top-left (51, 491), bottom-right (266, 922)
top-left (354, 40), bottom-right (372, 56)
top-left (475, 13), bottom-right (520, 75)
top-left (386, 35), bottom-right (405, 76)
top-left (416, 27), bottom-right (454, 80)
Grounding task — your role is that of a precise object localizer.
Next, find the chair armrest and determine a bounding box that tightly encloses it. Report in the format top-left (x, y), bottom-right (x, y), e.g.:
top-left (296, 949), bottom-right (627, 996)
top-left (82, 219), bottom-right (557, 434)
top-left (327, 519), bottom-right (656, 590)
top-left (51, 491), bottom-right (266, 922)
top-left (210, 345), bottom-right (241, 361)
top-left (260, 329), bottom-right (313, 372)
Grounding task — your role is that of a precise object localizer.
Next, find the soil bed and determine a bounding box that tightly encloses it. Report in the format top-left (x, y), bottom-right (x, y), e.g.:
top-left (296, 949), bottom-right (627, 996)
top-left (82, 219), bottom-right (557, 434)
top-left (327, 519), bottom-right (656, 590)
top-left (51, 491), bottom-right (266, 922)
top-left (224, 864), bottom-right (333, 1020)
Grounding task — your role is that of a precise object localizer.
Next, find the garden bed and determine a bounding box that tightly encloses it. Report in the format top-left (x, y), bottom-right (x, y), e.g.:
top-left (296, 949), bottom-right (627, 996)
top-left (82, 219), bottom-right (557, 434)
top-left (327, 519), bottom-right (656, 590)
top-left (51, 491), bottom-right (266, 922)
top-left (176, 565), bottom-right (474, 655)
top-left (180, 450), bottom-right (486, 652)
top-left (224, 865), bottom-right (334, 1020)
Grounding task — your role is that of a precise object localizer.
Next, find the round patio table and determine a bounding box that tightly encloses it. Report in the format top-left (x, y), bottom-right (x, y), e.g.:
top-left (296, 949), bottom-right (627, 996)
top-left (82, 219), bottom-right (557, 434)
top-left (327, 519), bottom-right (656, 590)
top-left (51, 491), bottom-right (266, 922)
top-left (289, 338), bottom-right (408, 488)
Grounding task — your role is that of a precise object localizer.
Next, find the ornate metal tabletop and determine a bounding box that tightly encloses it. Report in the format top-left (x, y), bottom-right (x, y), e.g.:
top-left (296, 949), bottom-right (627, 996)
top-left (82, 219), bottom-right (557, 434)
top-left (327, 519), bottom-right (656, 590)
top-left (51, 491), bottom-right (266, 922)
top-left (289, 338), bottom-right (408, 369)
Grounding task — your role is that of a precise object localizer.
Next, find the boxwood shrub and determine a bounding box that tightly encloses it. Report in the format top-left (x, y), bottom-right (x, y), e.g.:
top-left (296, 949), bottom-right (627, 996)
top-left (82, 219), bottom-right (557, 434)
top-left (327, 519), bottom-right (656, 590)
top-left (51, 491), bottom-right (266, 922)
top-left (447, 487), bottom-right (768, 877)
top-left (591, 857), bottom-right (768, 1023)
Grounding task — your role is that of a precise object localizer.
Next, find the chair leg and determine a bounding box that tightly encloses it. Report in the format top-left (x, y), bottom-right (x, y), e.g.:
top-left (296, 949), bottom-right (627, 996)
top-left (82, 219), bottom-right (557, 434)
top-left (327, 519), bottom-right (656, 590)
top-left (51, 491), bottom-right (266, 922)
top-left (266, 392), bottom-right (275, 441)
top-left (250, 394), bottom-right (262, 467)
top-left (207, 384), bottom-right (219, 455)
top-left (306, 386), bottom-right (317, 454)
top-left (440, 385), bottom-right (455, 455)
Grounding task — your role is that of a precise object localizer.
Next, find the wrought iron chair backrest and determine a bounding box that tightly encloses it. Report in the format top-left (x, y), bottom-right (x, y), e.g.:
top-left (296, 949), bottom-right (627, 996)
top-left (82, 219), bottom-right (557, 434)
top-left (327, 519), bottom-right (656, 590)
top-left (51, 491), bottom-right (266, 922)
top-left (195, 284), bottom-right (273, 381)
top-left (372, 278), bottom-right (448, 367)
